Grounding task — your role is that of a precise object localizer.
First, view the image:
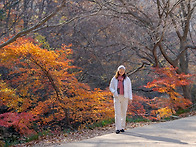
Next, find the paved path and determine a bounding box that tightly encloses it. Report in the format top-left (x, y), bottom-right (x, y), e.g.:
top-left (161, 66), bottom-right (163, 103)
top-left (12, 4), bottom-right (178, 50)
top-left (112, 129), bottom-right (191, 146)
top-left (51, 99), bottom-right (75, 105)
top-left (56, 116), bottom-right (196, 147)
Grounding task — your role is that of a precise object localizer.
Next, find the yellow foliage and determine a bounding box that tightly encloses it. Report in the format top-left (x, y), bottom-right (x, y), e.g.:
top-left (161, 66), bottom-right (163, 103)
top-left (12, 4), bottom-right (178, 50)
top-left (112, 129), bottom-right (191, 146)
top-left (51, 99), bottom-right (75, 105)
top-left (0, 38), bottom-right (114, 131)
top-left (156, 107), bottom-right (172, 120)
top-left (0, 79), bottom-right (20, 111)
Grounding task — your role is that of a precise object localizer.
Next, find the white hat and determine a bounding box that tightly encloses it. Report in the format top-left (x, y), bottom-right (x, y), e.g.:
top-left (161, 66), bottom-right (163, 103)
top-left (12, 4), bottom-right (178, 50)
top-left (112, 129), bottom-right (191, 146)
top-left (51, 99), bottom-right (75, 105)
top-left (117, 65), bottom-right (126, 71)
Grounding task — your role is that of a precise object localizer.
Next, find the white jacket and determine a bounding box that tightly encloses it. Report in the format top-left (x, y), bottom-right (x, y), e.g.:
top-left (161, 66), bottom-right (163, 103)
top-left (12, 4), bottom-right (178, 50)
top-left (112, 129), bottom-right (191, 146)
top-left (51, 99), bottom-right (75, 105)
top-left (109, 76), bottom-right (133, 100)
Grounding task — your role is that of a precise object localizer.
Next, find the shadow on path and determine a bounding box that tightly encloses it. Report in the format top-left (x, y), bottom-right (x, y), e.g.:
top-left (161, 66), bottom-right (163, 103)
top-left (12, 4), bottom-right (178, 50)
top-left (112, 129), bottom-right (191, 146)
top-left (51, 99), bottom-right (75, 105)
top-left (123, 132), bottom-right (188, 145)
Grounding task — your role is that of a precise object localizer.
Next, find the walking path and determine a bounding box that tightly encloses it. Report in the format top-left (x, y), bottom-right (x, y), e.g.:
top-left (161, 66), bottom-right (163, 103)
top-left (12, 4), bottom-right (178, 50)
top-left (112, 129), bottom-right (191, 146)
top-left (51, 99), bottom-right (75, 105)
top-left (55, 116), bottom-right (196, 147)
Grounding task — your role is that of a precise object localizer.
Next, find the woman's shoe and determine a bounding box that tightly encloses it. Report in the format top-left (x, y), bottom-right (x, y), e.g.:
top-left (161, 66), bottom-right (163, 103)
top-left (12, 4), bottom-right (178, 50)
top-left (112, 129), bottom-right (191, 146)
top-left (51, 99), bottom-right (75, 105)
top-left (120, 129), bottom-right (125, 132)
top-left (116, 130), bottom-right (120, 134)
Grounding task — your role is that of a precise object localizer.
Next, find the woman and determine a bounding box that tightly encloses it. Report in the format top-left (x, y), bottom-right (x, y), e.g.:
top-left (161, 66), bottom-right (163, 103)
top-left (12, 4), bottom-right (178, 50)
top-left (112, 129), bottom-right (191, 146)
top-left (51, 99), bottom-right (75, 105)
top-left (109, 65), bottom-right (132, 134)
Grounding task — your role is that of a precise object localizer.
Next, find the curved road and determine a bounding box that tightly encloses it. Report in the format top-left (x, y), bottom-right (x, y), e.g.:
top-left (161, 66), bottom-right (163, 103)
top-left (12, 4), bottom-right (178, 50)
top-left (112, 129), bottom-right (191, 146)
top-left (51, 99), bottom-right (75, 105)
top-left (55, 116), bottom-right (196, 147)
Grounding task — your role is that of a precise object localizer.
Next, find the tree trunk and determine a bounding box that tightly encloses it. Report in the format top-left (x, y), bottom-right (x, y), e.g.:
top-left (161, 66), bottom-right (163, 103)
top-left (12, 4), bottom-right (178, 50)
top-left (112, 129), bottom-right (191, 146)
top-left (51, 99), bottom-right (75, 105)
top-left (182, 85), bottom-right (192, 101)
top-left (178, 35), bottom-right (191, 100)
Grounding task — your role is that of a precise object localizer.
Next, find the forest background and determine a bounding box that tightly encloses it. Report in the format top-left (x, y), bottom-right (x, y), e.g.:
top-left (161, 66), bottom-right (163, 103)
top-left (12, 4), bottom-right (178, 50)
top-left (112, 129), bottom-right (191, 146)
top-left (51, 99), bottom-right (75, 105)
top-left (0, 0), bottom-right (196, 146)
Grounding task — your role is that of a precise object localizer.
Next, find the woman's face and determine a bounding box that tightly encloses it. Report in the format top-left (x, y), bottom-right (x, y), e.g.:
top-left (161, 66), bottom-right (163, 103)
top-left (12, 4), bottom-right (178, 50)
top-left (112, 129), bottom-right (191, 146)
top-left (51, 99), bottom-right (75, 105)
top-left (118, 68), bottom-right (125, 76)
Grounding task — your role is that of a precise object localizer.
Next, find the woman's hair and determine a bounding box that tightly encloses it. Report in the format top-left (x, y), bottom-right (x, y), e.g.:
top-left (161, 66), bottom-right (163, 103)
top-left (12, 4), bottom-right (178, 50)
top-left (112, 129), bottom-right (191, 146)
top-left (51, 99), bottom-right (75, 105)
top-left (115, 70), bottom-right (127, 79)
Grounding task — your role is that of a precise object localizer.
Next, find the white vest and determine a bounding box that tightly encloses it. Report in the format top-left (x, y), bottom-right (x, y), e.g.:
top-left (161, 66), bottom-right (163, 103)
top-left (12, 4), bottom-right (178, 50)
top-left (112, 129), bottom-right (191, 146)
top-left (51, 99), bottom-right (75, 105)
top-left (109, 76), bottom-right (133, 99)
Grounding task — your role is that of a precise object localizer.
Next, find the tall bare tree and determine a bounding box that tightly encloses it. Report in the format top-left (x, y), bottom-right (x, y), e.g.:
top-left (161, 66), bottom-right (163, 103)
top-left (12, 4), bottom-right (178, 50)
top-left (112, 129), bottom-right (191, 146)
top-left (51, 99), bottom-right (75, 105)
top-left (96, 0), bottom-right (196, 100)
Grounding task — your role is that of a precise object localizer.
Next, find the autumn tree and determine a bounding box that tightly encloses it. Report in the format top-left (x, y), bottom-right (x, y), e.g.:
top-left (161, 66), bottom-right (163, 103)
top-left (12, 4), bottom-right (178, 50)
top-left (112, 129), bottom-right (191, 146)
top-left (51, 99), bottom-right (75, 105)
top-left (90, 0), bottom-right (196, 100)
top-left (0, 37), bottom-right (113, 136)
top-left (38, 0), bottom-right (195, 100)
top-left (43, 2), bottom-right (144, 89)
top-left (145, 66), bottom-right (193, 119)
top-left (1, 1), bottom-right (195, 99)
top-left (126, 66), bottom-right (193, 121)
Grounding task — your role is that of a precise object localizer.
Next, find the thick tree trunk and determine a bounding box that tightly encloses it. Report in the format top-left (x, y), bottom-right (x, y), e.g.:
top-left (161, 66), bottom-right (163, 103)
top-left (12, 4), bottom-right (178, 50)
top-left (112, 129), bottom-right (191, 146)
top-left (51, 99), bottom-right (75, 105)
top-left (178, 38), bottom-right (191, 100)
top-left (182, 85), bottom-right (192, 101)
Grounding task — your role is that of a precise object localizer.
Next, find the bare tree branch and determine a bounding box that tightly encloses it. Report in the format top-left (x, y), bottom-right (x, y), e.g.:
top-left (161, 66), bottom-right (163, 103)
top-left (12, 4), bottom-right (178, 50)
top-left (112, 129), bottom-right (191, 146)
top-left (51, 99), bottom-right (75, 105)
top-left (169, 13), bottom-right (182, 40)
top-left (0, 0), bottom-right (66, 49)
top-left (118, 0), bottom-right (152, 27)
top-left (175, 45), bottom-right (196, 61)
top-left (105, 46), bottom-right (128, 57)
top-left (127, 62), bottom-right (150, 76)
top-left (183, 6), bottom-right (195, 39)
top-left (134, 48), bottom-right (154, 64)
top-left (32, 7), bottom-right (103, 33)
top-left (158, 43), bottom-right (178, 68)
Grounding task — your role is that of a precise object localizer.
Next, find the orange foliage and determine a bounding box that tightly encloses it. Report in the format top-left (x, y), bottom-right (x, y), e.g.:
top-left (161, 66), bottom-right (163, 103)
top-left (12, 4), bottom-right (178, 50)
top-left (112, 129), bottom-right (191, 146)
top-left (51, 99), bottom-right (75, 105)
top-left (0, 37), bottom-right (113, 135)
top-left (145, 67), bottom-right (193, 119)
top-left (127, 95), bottom-right (149, 117)
top-left (127, 67), bottom-right (193, 121)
